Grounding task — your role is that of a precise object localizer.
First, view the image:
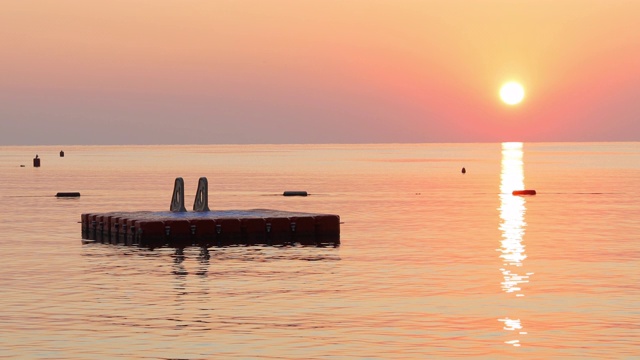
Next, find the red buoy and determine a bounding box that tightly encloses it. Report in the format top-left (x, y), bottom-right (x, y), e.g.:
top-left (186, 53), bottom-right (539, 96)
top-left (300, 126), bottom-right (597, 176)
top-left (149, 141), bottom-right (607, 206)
top-left (512, 190), bottom-right (536, 196)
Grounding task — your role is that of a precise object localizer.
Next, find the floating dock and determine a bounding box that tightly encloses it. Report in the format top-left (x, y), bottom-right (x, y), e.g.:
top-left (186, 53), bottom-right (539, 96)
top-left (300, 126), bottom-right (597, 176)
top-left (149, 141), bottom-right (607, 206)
top-left (81, 177), bottom-right (340, 249)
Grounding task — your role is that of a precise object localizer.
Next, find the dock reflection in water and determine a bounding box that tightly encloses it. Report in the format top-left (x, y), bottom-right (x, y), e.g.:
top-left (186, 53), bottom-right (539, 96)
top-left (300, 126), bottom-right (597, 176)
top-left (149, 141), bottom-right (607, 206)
top-left (498, 142), bottom-right (534, 347)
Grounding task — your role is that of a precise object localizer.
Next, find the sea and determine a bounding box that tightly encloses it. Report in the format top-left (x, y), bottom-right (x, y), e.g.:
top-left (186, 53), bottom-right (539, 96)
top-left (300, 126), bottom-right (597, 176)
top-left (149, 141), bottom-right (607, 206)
top-left (0, 142), bottom-right (638, 359)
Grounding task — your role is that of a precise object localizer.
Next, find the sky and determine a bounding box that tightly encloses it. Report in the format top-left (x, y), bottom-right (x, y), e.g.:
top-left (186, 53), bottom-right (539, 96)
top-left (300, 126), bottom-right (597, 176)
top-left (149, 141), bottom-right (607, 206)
top-left (1, 0), bottom-right (639, 145)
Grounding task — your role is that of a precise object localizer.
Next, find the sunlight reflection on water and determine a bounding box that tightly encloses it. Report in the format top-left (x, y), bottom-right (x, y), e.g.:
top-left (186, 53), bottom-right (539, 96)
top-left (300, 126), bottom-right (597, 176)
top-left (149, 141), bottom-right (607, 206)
top-left (498, 142), bottom-right (534, 347)
top-left (499, 142), bottom-right (531, 295)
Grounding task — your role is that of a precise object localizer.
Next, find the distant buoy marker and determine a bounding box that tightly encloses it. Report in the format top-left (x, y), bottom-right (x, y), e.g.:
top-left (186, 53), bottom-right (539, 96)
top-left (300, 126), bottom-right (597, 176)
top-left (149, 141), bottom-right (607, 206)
top-left (60, 150), bottom-right (65, 157)
top-left (461, 167), bottom-right (466, 174)
top-left (512, 190), bottom-right (536, 196)
top-left (283, 191), bottom-right (308, 197)
top-left (33, 154), bottom-right (40, 167)
top-left (56, 192), bottom-right (80, 197)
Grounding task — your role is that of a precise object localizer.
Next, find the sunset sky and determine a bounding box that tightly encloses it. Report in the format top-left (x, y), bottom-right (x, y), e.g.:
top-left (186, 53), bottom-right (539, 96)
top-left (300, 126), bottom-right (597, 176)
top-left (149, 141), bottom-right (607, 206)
top-left (2, 0), bottom-right (639, 145)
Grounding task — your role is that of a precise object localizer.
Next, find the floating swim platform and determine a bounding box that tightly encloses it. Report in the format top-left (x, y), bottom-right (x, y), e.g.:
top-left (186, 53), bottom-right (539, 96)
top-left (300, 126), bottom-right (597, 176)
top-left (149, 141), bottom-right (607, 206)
top-left (81, 177), bottom-right (340, 249)
top-left (81, 209), bottom-right (340, 249)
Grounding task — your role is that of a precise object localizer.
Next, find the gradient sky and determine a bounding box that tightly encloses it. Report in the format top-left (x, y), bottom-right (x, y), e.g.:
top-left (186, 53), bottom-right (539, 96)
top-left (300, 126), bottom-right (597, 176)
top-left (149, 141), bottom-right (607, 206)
top-left (1, 0), bottom-right (639, 145)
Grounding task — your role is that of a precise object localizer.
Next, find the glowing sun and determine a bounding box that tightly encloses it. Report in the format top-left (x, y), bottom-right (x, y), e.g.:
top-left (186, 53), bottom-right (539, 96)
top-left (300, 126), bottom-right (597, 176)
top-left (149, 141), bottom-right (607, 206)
top-left (500, 82), bottom-right (525, 105)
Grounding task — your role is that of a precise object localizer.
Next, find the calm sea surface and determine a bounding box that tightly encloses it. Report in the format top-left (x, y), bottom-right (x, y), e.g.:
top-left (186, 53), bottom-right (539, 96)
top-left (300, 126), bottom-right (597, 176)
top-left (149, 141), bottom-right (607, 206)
top-left (0, 143), bottom-right (638, 359)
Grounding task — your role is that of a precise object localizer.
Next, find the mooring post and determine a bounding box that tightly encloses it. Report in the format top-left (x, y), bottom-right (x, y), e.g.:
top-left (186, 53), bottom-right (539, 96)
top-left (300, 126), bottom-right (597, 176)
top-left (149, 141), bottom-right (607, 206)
top-left (170, 177), bottom-right (187, 212)
top-left (193, 177), bottom-right (210, 212)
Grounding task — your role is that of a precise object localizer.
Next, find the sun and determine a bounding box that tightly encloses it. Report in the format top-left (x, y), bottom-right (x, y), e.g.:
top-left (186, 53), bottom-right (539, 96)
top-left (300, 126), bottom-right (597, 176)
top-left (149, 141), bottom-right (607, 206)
top-left (500, 82), bottom-right (525, 105)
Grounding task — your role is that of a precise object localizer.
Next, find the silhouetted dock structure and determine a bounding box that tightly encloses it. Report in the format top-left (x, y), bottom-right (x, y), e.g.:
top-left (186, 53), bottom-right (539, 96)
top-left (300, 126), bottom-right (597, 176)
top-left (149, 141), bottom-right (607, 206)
top-left (81, 177), bottom-right (340, 249)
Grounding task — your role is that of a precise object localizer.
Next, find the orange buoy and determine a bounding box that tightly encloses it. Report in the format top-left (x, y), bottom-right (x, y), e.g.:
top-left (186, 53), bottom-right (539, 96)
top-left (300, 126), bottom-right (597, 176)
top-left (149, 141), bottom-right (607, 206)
top-left (512, 190), bottom-right (536, 196)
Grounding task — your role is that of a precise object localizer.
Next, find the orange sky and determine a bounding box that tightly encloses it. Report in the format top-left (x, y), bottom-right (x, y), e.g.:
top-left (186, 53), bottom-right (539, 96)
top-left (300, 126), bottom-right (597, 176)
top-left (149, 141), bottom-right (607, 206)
top-left (1, 0), bottom-right (639, 144)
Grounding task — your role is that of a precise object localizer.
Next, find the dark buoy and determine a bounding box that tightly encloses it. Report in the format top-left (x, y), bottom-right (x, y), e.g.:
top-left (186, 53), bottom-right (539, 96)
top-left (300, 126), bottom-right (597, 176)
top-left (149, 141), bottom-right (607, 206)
top-left (512, 190), bottom-right (536, 196)
top-left (461, 167), bottom-right (466, 174)
top-left (56, 192), bottom-right (81, 197)
top-left (283, 191), bottom-right (308, 197)
top-left (33, 155), bottom-right (40, 167)
top-left (60, 150), bottom-right (65, 157)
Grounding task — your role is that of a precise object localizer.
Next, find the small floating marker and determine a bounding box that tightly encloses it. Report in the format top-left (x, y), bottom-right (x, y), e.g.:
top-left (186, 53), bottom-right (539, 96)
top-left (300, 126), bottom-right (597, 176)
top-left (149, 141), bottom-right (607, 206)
top-left (283, 191), bottom-right (308, 197)
top-left (60, 150), bottom-right (65, 157)
top-left (512, 190), bottom-right (536, 196)
top-left (33, 154), bottom-right (40, 167)
top-left (56, 192), bottom-right (81, 197)
top-left (461, 167), bottom-right (466, 174)
top-left (20, 165), bottom-right (25, 167)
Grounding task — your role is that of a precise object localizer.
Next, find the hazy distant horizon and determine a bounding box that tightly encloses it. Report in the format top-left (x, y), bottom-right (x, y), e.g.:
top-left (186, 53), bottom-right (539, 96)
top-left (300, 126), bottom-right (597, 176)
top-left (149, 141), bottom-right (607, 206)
top-left (3, 139), bottom-right (639, 148)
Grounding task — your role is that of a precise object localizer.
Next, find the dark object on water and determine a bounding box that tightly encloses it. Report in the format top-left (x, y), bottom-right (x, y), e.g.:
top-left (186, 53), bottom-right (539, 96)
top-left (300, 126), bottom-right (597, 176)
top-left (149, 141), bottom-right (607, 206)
top-left (81, 209), bottom-right (340, 249)
top-left (81, 177), bottom-right (339, 249)
top-left (60, 150), bottom-right (64, 157)
top-left (512, 190), bottom-right (536, 196)
top-left (33, 155), bottom-right (40, 167)
top-left (20, 165), bottom-right (25, 167)
top-left (461, 167), bottom-right (466, 174)
top-left (56, 192), bottom-right (81, 197)
top-left (283, 191), bottom-right (308, 197)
